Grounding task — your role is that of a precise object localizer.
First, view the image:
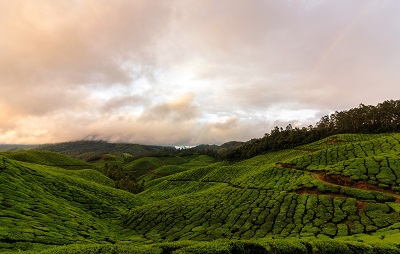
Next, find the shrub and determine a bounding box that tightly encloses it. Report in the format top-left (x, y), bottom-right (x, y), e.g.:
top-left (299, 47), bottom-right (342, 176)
top-left (346, 241), bottom-right (374, 254)
top-left (373, 192), bottom-right (396, 202)
top-left (376, 167), bottom-right (397, 185)
top-left (41, 244), bottom-right (163, 254)
top-left (313, 240), bottom-right (352, 254)
top-left (321, 223), bottom-right (337, 236)
top-left (340, 188), bottom-right (375, 200)
top-left (157, 241), bottom-right (195, 253)
top-left (171, 240), bottom-right (267, 254)
top-left (336, 224), bottom-right (348, 236)
top-left (266, 239), bottom-right (308, 254)
top-left (373, 244), bottom-right (400, 254)
top-left (366, 203), bottom-right (390, 213)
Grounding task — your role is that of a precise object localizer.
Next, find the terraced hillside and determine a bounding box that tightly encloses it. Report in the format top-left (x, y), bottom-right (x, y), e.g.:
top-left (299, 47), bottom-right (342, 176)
top-left (0, 150), bottom-right (93, 169)
top-left (4, 134), bottom-right (400, 253)
top-left (0, 153), bottom-right (144, 252)
top-left (125, 138), bottom-right (400, 241)
top-left (123, 134), bottom-right (400, 250)
top-left (37, 140), bottom-right (167, 161)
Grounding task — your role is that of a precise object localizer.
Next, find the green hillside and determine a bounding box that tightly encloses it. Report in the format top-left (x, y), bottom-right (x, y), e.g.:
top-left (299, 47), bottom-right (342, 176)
top-left (36, 140), bottom-right (168, 161)
top-left (4, 134), bottom-right (400, 252)
top-left (0, 156), bottom-right (144, 252)
top-left (0, 150), bottom-right (93, 169)
top-left (0, 144), bottom-right (34, 152)
top-left (153, 165), bottom-right (188, 176)
top-left (121, 155), bottom-right (216, 183)
top-left (223, 100), bottom-right (400, 161)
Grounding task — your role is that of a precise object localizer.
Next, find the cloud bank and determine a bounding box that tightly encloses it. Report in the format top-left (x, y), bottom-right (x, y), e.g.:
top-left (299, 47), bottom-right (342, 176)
top-left (1, 0), bottom-right (400, 145)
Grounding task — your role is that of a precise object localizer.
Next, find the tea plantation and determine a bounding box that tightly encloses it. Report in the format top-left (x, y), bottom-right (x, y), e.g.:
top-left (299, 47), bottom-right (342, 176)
top-left (3, 134), bottom-right (400, 253)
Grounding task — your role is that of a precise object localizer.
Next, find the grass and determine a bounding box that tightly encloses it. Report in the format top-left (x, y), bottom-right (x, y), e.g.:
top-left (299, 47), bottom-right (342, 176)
top-left (153, 165), bottom-right (189, 175)
top-left (3, 134), bottom-right (400, 253)
top-left (10, 239), bottom-right (400, 253)
top-left (132, 155), bottom-right (218, 183)
top-left (0, 150), bottom-right (93, 169)
top-left (0, 157), bottom-right (141, 252)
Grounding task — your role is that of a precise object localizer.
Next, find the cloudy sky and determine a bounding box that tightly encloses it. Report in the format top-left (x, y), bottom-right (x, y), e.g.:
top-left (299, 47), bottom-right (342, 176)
top-left (1, 0), bottom-right (400, 145)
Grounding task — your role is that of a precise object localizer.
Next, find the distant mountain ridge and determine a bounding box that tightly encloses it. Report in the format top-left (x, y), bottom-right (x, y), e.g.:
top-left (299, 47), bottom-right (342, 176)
top-left (0, 144), bottom-right (34, 152)
top-left (0, 140), bottom-right (244, 164)
top-left (36, 140), bottom-right (169, 161)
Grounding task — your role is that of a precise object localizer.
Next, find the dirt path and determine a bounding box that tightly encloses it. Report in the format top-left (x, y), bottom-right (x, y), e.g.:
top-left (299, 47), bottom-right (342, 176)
top-left (276, 162), bottom-right (400, 202)
top-left (275, 163), bottom-right (400, 203)
top-left (310, 171), bottom-right (400, 202)
top-left (312, 172), bottom-right (335, 185)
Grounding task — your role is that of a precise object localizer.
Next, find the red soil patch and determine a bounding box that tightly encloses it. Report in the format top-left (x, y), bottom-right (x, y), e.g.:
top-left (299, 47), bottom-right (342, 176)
top-left (319, 173), bottom-right (400, 202)
top-left (276, 163), bottom-right (303, 170)
top-left (324, 174), bottom-right (378, 191)
top-left (278, 163), bottom-right (400, 202)
top-left (356, 201), bottom-right (368, 211)
top-left (295, 187), bottom-right (348, 199)
top-left (324, 136), bottom-right (342, 145)
top-left (296, 188), bottom-right (320, 195)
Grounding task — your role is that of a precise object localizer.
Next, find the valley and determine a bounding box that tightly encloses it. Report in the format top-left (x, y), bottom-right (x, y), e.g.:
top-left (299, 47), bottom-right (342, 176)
top-left (2, 134), bottom-right (400, 253)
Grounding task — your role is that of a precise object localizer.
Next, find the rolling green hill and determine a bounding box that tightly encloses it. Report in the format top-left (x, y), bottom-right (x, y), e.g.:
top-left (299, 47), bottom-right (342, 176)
top-left (120, 155), bottom-right (217, 183)
top-left (0, 150), bottom-right (93, 169)
top-left (4, 134), bottom-right (400, 253)
top-left (0, 144), bottom-right (34, 152)
top-left (0, 156), bottom-right (143, 252)
top-left (36, 140), bottom-right (168, 161)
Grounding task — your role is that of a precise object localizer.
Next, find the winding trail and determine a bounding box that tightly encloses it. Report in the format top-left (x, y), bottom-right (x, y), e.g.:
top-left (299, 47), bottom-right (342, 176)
top-left (310, 171), bottom-right (400, 202)
top-left (311, 172), bottom-right (339, 186)
top-left (276, 163), bottom-right (400, 202)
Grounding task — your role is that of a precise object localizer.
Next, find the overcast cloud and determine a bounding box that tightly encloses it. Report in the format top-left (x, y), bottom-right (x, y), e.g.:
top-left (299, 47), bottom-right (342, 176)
top-left (1, 0), bottom-right (400, 145)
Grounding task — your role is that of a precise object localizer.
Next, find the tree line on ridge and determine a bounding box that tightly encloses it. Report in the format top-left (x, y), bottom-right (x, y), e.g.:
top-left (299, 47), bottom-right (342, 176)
top-left (221, 99), bottom-right (400, 161)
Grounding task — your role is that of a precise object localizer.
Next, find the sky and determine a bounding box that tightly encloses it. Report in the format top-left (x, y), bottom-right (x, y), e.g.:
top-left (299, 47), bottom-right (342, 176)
top-left (1, 0), bottom-right (400, 145)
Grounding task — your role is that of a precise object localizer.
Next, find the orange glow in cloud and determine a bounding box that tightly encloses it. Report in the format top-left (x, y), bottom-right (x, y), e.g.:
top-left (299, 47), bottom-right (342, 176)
top-left (1, 0), bottom-right (400, 145)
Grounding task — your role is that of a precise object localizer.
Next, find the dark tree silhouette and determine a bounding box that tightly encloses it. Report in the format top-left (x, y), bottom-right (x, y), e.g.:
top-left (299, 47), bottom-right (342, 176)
top-left (222, 99), bottom-right (400, 161)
